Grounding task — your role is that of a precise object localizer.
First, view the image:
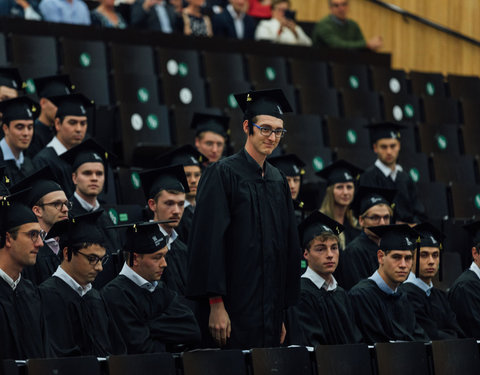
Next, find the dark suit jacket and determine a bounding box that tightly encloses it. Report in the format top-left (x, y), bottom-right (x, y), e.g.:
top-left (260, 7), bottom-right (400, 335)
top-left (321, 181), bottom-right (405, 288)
top-left (212, 8), bottom-right (255, 40)
top-left (130, 0), bottom-right (179, 31)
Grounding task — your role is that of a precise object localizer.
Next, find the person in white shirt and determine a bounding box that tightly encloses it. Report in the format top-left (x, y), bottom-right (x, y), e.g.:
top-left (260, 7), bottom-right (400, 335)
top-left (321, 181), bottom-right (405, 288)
top-left (254, 0), bottom-right (311, 46)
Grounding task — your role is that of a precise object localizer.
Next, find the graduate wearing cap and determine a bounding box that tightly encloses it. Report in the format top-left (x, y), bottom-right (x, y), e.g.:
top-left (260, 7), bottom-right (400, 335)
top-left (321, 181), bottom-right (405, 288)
top-left (0, 190), bottom-right (50, 359)
top-left (186, 89), bottom-right (301, 349)
top-left (192, 112), bottom-right (230, 163)
top-left (102, 222), bottom-right (201, 354)
top-left (0, 67), bottom-right (23, 101)
top-left (26, 75), bottom-right (74, 158)
top-left (448, 221), bottom-right (480, 338)
top-left (338, 185), bottom-right (396, 290)
top-left (317, 159), bottom-right (363, 249)
top-left (348, 224), bottom-right (429, 343)
top-left (33, 93), bottom-right (92, 197)
top-left (294, 211), bottom-right (362, 346)
top-left (359, 122), bottom-right (425, 223)
top-left (400, 223), bottom-right (464, 340)
top-left (38, 211), bottom-right (126, 357)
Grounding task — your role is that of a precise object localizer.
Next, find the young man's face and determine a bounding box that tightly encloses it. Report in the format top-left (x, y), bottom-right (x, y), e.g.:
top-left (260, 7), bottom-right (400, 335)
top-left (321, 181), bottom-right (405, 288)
top-left (330, 0), bottom-right (349, 21)
top-left (184, 165), bottom-right (201, 199)
top-left (3, 119), bottom-right (34, 151)
top-left (244, 114), bottom-right (284, 157)
top-left (303, 237), bottom-right (339, 279)
top-left (55, 115), bottom-right (87, 149)
top-left (65, 243), bottom-right (106, 286)
top-left (148, 190), bottom-right (185, 230)
top-left (359, 204), bottom-right (391, 231)
top-left (195, 131), bottom-right (225, 163)
top-left (378, 249), bottom-right (413, 287)
top-left (418, 246), bottom-right (440, 282)
top-left (133, 246), bottom-right (168, 283)
top-left (373, 138), bottom-right (400, 168)
top-left (39, 98), bottom-right (57, 125)
top-left (73, 162), bottom-right (105, 198)
top-left (33, 190), bottom-right (70, 230)
top-left (6, 222), bottom-right (44, 268)
top-left (333, 182), bottom-right (354, 206)
top-left (286, 175), bottom-right (301, 200)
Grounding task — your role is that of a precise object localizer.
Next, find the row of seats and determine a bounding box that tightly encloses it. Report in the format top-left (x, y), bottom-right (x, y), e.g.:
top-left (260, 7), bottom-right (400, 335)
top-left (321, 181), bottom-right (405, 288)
top-left (3, 339), bottom-right (479, 375)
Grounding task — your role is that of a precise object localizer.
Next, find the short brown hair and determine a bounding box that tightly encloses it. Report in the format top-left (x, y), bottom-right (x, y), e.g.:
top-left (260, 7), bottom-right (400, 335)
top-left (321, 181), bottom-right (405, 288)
top-left (271, 0), bottom-right (290, 10)
top-left (305, 233), bottom-right (339, 251)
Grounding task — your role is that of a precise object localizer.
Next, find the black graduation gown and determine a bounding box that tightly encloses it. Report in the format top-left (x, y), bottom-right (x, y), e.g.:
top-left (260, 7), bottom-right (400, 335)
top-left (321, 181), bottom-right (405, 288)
top-left (0, 148), bottom-right (35, 186)
top-left (343, 220), bottom-right (361, 247)
top-left (176, 204), bottom-right (194, 244)
top-left (400, 282), bottom-right (464, 340)
top-left (336, 232), bottom-right (379, 291)
top-left (163, 238), bottom-right (189, 296)
top-left (448, 270), bottom-right (480, 338)
top-left (102, 275), bottom-right (200, 354)
top-left (22, 243), bottom-right (61, 286)
top-left (359, 165), bottom-right (425, 223)
top-left (295, 278), bottom-right (363, 345)
top-left (26, 119), bottom-right (54, 159)
top-left (69, 196), bottom-right (122, 288)
top-left (186, 149), bottom-right (301, 349)
top-left (33, 147), bottom-right (74, 197)
top-left (349, 279), bottom-right (429, 344)
top-left (39, 276), bottom-right (126, 357)
top-left (0, 277), bottom-right (49, 359)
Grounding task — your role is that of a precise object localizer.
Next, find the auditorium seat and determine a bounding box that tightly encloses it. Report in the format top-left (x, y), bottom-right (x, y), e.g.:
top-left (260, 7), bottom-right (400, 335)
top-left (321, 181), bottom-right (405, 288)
top-left (114, 167), bottom-right (147, 205)
top-left (1, 360), bottom-right (19, 375)
top-left (208, 78), bottom-right (252, 111)
top-left (10, 34), bottom-right (58, 77)
top-left (410, 71), bottom-right (446, 98)
top-left (315, 344), bottom-right (374, 375)
top-left (399, 151), bottom-right (431, 183)
top-left (382, 93), bottom-right (421, 124)
top-left (298, 86), bottom-right (340, 117)
top-left (461, 99), bottom-right (480, 128)
top-left (156, 47), bottom-right (202, 80)
top-left (250, 347), bottom-right (311, 375)
top-left (461, 124), bottom-right (480, 157)
top-left (60, 38), bottom-right (108, 72)
top-left (422, 97), bottom-right (461, 125)
top-left (447, 74), bottom-right (480, 100)
top-left (254, 82), bottom-right (298, 113)
top-left (289, 59), bottom-right (330, 88)
top-left (418, 124), bottom-right (461, 155)
top-left (433, 251), bottom-right (463, 291)
top-left (0, 33), bottom-right (7, 66)
top-left (431, 154), bottom-right (477, 184)
top-left (245, 54), bottom-right (289, 85)
top-left (93, 106), bottom-right (118, 153)
top-left (370, 66), bottom-right (408, 96)
top-left (331, 63), bottom-right (370, 92)
top-left (374, 342), bottom-right (430, 375)
top-left (112, 73), bottom-right (161, 105)
top-left (416, 181), bottom-right (449, 220)
top-left (341, 90), bottom-right (382, 121)
top-left (431, 339), bottom-right (480, 375)
top-left (450, 182), bottom-right (480, 218)
top-left (108, 353), bottom-right (175, 375)
top-left (203, 51), bottom-right (246, 81)
top-left (334, 148), bottom-right (376, 170)
top-left (26, 356), bottom-right (101, 375)
top-left (160, 75), bottom-right (207, 109)
top-left (182, 349), bottom-right (248, 375)
top-left (325, 117), bottom-right (370, 149)
top-left (102, 204), bottom-right (147, 225)
top-left (396, 123), bottom-right (419, 152)
top-left (110, 43), bottom-right (156, 76)
top-left (442, 218), bottom-right (472, 269)
top-left (65, 68), bottom-right (111, 106)
top-left (225, 108), bottom-right (246, 153)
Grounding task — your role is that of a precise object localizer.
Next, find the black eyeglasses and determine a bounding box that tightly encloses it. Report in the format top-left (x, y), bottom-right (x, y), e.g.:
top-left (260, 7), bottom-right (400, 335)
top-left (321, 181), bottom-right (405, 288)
top-left (252, 123), bottom-right (287, 138)
top-left (39, 200), bottom-right (73, 211)
top-left (363, 215), bottom-right (391, 224)
top-left (18, 230), bottom-right (46, 243)
top-left (77, 251), bottom-right (110, 266)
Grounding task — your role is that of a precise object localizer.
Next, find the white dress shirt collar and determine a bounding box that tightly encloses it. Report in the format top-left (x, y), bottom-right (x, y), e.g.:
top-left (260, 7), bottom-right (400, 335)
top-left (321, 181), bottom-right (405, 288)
top-left (375, 159), bottom-right (403, 181)
top-left (74, 192), bottom-right (100, 212)
top-left (470, 262), bottom-right (480, 280)
top-left (119, 262), bottom-right (158, 292)
top-left (53, 265), bottom-right (92, 297)
top-left (301, 266), bottom-right (337, 291)
top-left (46, 136), bottom-right (68, 156)
top-left (0, 267), bottom-right (21, 290)
top-left (369, 270), bottom-right (398, 294)
top-left (403, 272), bottom-right (433, 296)
top-left (0, 138), bottom-right (24, 169)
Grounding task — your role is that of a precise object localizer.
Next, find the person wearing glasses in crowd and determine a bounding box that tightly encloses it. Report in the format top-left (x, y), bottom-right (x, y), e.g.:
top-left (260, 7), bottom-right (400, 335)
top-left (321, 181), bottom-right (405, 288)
top-left (0, 189), bottom-right (50, 360)
top-left (39, 211), bottom-right (126, 357)
top-left (312, 0), bottom-right (383, 50)
top-left (10, 167), bottom-right (70, 285)
top-left (186, 89), bottom-right (301, 349)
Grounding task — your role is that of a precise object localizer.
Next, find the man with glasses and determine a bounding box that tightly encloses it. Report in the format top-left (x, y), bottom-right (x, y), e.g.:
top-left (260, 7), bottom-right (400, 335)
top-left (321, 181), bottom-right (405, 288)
top-left (39, 211), bottom-right (126, 357)
top-left (312, 0), bottom-right (383, 50)
top-left (337, 185), bottom-right (396, 290)
top-left (186, 89), bottom-right (301, 349)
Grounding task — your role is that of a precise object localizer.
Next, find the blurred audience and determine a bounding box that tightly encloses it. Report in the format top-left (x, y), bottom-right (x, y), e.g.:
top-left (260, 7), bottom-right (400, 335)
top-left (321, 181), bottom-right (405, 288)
top-left (248, 0), bottom-right (270, 19)
top-left (181, 0), bottom-right (213, 37)
top-left (91, 0), bottom-right (127, 28)
top-left (130, 0), bottom-right (178, 32)
top-left (39, 0), bottom-right (91, 25)
top-left (212, 0), bottom-right (255, 40)
top-left (0, 0), bottom-right (42, 20)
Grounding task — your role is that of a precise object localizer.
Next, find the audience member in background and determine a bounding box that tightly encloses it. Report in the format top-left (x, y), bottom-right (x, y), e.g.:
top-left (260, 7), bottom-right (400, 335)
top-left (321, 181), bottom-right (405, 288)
top-left (168, 0), bottom-right (185, 14)
top-left (181, 0), bottom-right (213, 37)
top-left (0, 97), bottom-right (37, 184)
top-left (27, 75), bottom-right (74, 158)
top-left (317, 160), bottom-right (362, 249)
top-left (0, 68), bottom-right (22, 102)
top-left (131, 0), bottom-right (178, 32)
top-left (400, 223), bottom-right (464, 340)
top-left (212, 0), bottom-right (255, 40)
top-left (247, 0), bottom-right (270, 19)
top-left (0, 0), bottom-right (42, 20)
top-left (255, 0), bottom-right (311, 46)
top-left (39, 0), bottom-right (91, 25)
top-left (91, 0), bottom-right (127, 28)
top-left (312, 0), bottom-right (382, 50)
top-left (191, 112), bottom-right (229, 163)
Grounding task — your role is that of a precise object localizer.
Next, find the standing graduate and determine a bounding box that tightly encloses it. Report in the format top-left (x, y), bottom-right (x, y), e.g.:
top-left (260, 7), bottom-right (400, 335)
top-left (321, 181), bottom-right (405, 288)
top-left (0, 190), bottom-right (50, 359)
top-left (186, 89), bottom-right (301, 349)
top-left (295, 211), bottom-right (362, 346)
top-left (448, 221), bottom-right (480, 338)
top-left (102, 222), bottom-right (200, 354)
top-left (349, 224), bottom-right (429, 343)
top-left (400, 223), bottom-right (464, 340)
top-left (33, 93), bottom-right (92, 197)
top-left (39, 211), bottom-right (126, 357)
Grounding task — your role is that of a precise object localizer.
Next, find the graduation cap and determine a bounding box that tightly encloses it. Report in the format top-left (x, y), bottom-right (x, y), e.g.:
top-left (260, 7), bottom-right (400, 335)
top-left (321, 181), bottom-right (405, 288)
top-left (0, 67), bottom-right (24, 90)
top-left (48, 93), bottom-right (94, 118)
top-left (0, 96), bottom-right (38, 124)
top-left (46, 211), bottom-right (105, 259)
top-left (298, 211), bottom-right (344, 249)
top-left (268, 154), bottom-right (306, 177)
top-left (351, 185), bottom-right (396, 218)
top-left (0, 188), bottom-right (38, 233)
top-left (368, 224), bottom-right (419, 251)
top-left (10, 166), bottom-right (63, 208)
top-left (191, 112), bottom-right (230, 138)
top-left (365, 122), bottom-right (407, 144)
top-left (315, 159), bottom-right (363, 186)
top-left (156, 144), bottom-right (207, 167)
top-left (413, 222), bottom-right (445, 279)
top-left (33, 75), bottom-right (74, 99)
top-left (139, 164), bottom-right (189, 201)
top-left (60, 138), bottom-right (114, 172)
top-left (234, 89), bottom-right (293, 120)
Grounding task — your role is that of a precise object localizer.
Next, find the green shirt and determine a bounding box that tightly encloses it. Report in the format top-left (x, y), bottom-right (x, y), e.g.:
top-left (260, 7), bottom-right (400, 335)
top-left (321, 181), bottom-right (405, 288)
top-left (312, 15), bottom-right (366, 49)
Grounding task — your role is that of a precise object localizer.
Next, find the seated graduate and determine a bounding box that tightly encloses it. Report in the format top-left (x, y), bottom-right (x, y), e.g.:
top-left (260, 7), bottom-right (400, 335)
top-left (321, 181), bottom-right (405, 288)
top-left (295, 211), bottom-right (362, 346)
top-left (400, 223), bottom-right (464, 340)
top-left (102, 222), bottom-right (201, 354)
top-left (0, 189), bottom-right (50, 359)
top-left (11, 167), bottom-right (69, 285)
top-left (61, 138), bottom-right (121, 288)
top-left (449, 221), bottom-right (480, 338)
top-left (348, 224), bottom-right (429, 344)
top-left (39, 211), bottom-right (126, 357)
top-left (191, 112), bottom-right (229, 164)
